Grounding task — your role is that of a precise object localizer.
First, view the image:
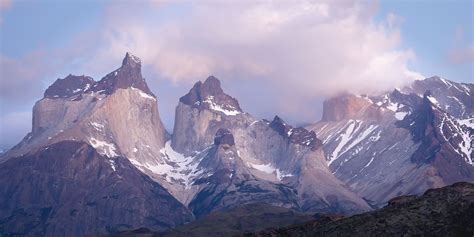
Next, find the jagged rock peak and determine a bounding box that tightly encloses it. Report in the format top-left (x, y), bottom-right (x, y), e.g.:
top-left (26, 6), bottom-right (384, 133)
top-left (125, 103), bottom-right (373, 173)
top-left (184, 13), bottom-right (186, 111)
top-left (44, 74), bottom-right (95, 99)
top-left (201, 76), bottom-right (224, 95)
top-left (91, 52), bottom-right (154, 96)
top-left (289, 128), bottom-right (322, 150)
top-left (122, 52), bottom-right (142, 68)
top-left (214, 128), bottom-right (235, 146)
top-left (179, 76), bottom-right (242, 115)
top-left (270, 116), bottom-right (321, 149)
top-left (269, 116), bottom-right (292, 137)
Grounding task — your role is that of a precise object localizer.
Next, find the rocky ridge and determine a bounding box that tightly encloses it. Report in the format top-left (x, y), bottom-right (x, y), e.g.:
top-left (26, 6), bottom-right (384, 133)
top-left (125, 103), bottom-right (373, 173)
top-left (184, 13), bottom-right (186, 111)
top-left (307, 77), bottom-right (474, 206)
top-left (248, 182), bottom-right (474, 237)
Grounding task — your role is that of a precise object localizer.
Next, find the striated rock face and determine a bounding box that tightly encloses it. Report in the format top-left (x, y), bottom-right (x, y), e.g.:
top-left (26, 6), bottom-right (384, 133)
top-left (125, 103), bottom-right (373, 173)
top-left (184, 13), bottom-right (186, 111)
top-left (0, 141), bottom-right (193, 236)
top-left (44, 75), bottom-right (95, 99)
top-left (250, 182), bottom-right (474, 237)
top-left (307, 78), bottom-right (474, 206)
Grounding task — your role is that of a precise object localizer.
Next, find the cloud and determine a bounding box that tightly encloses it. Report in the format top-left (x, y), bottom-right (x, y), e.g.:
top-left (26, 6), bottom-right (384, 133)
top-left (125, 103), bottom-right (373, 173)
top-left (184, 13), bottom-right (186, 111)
top-left (0, 0), bottom-right (12, 25)
top-left (0, 52), bottom-right (61, 109)
top-left (0, 0), bottom-right (425, 149)
top-left (448, 45), bottom-right (474, 65)
top-left (84, 0), bottom-right (422, 119)
top-left (0, 0), bottom-right (12, 9)
top-left (447, 27), bottom-right (474, 65)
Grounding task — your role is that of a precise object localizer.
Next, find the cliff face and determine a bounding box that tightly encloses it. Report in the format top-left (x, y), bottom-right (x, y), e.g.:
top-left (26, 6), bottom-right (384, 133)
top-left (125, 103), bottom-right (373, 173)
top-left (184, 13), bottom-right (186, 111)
top-left (5, 52), bottom-right (168, 164)
top-left (3, 53), bottom-right (171, 188)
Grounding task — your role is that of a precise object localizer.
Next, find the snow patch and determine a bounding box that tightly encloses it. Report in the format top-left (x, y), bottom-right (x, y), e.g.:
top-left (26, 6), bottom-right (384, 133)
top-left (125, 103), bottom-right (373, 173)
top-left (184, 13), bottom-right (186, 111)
top-left (248, 120), bottom-right (259, 127)
top-left (394, 111), bottom-right (408, 120)
top-left (340, 124), bottom-right (378, 157)
top-left (328, 120), bottom-right (359, 165)
top-left (89, 137), bottom-right (118, 158)
top-left (364, 156), bottom-right (375, 168)
top-left (203, 96), bottom-right (241, 116)
top-left (458, 118), bottom-right (474, 129)
top-left (128, 53), bottom-right (141, 64)
top-left (248, 162), bottom-right (293, 181)
top-left (386, 102), bottom-right (399, 112)
top-left (138, 141), bottom-right (207, 188)
top-left (427, 95), bottom-right (440, 107)
top-left (90, 122), bottom-right (104, 131)
top-left (108, 159), bottom-right (117, 171)
top-left (439, 114), bottom-right (473, 165)
top-left (131, 87), bottom-right (155, 100)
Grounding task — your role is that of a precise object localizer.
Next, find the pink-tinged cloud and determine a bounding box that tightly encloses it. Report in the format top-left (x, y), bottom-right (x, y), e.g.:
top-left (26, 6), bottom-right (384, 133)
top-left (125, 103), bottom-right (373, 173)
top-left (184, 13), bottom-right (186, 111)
top-left (0, 0), bottom-right (426, 147)
top-left (0, 0), bottom-right (12, 10)
top-left (448, 45), bottom-right (474, 65)
top-left (0, 0), bottom-right (12, 25)
top-left (447, 27), bottom-right (474, 65)
top-left (81, 0), bottom-right (423, 119)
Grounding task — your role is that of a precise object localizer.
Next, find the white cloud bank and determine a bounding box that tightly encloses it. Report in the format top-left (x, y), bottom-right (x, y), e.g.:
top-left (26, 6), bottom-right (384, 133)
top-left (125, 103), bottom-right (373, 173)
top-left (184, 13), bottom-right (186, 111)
top-left (94, 0), bottom-right (423, 96)
top-left (1, 0), bottom-right (425, 148)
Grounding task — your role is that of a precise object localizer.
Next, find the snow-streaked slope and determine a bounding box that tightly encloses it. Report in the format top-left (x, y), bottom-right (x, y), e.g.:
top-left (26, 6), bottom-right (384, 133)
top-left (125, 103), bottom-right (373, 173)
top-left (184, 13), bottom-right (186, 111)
top-left (308, 78), bottom-right (474, 205)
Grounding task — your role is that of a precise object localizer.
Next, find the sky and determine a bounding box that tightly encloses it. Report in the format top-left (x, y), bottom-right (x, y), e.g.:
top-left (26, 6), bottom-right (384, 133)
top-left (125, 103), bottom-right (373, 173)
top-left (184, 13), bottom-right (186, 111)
top-left (0, 0), bottom-right (473, 150)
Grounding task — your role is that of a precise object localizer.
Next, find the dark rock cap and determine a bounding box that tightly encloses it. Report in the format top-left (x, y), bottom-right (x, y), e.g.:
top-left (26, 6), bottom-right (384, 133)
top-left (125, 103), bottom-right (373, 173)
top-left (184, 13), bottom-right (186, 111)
top-left (44, 53), bottom-right (155, 100)
top-left (44, 74), bottom-right (95, 99)
top-left (269, 116), bottom-right (322, 150)
top-left (122, 52), bottom-right (141, 68)
top-left (269, 116), bottom-right (292, 137)
top-left (91, 52), bottom-right (155, 96)
top-left (179, 76), bottom-right (242, 113)
top-left (288, 127), bottom-right (322, 150)
top-left (214, 128), bottom-right (235, 146)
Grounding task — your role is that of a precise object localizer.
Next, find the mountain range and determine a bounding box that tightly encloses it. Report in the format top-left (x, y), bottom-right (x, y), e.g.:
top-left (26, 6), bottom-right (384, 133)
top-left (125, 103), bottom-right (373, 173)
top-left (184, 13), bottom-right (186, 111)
top-left (0, 53), bottom-right (472, 236)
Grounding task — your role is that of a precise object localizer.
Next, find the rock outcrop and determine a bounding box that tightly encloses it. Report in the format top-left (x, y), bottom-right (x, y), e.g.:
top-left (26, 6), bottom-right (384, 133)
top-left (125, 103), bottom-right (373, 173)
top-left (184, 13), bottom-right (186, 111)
top-left (168, 76), bottom-right (371, 215)
top-left (249, 182), bottom-right (474, 237)
top-left (0, 141), bottom-right (193, 236)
